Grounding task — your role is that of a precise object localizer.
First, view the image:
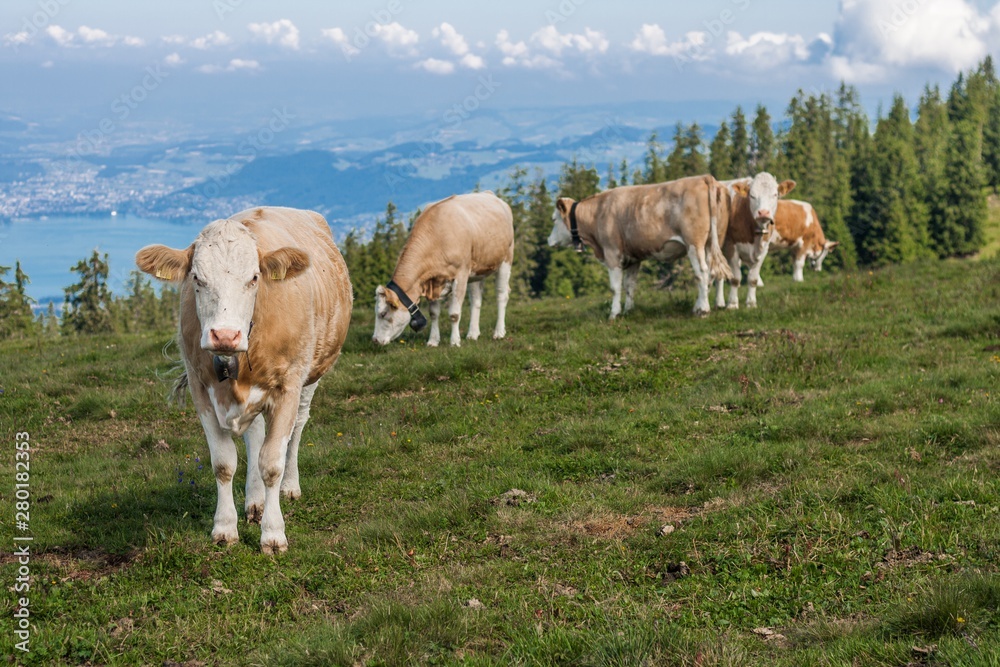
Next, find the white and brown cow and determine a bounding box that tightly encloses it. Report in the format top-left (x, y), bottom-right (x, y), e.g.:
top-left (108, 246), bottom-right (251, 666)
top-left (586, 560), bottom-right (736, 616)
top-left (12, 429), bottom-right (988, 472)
top-left (715, 174), bottom-right (796, 309)
top-left (373, 191), bottom-right (514, 347)
top-left (769, 199), bottom-right (840, 281)
top-left (548, 175), bottom-right (732, 318)
top-left (136, 206), bottom-right (352, 553)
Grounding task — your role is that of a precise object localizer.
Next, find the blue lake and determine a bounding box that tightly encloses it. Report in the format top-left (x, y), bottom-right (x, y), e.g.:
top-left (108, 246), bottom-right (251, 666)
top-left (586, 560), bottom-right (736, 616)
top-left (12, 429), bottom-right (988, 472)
top-left (0, 215), bottom-right (201, 304)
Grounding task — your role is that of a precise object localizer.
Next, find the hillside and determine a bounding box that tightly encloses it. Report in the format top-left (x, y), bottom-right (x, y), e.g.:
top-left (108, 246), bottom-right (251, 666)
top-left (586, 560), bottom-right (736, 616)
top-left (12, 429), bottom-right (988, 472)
top-left (1, 260), bottom-right (1000, 665)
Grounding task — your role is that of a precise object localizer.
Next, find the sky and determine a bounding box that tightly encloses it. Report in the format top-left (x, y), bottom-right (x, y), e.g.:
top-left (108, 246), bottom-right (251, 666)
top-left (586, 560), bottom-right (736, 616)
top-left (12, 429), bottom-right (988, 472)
top-left (2, 0), bottom-right (1000, 130)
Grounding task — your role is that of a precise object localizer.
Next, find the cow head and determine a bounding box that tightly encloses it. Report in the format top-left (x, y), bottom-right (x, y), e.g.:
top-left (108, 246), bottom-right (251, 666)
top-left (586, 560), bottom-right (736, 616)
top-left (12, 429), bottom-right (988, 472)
top-left (732, 173), bottom-right (796, 234)
top-left (808, 240), bottom-right (840, 271)
top-left (372, 285), bottom-right (412, 345)
top-left (136, 219), bottom-right (309, 354)
top-left (548, 197), bottom-right (577, 247)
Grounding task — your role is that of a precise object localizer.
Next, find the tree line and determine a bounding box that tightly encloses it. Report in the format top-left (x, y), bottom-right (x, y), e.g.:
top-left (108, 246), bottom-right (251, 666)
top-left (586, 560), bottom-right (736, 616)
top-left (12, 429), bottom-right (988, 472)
top-left (4, 57), bottom-right (997, 337)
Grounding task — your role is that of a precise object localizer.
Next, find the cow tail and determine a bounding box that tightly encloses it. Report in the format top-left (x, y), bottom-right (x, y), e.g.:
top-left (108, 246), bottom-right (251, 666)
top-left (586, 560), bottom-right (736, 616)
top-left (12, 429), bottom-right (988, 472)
top-left (708, 178), bottom-right (733, 282)
top-left (158, 337), bottom-right (189, 407)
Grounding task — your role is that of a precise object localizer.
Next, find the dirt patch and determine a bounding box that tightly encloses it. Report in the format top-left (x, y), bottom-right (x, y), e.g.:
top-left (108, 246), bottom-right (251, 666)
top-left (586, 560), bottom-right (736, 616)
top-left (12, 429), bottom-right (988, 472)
top-left (0, 547), bottom-right (141, 581)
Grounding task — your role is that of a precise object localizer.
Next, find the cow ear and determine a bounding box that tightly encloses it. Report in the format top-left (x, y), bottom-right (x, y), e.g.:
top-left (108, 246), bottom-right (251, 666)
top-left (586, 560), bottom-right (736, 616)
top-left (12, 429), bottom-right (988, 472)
top-left (826, 240), bottom-right (840, 250)
top-left (381, 286), bottom-right (402, 310)
top-left (556, 197), bottom-right (574, 216)
top-left (261, 247), bottom-right (310, 281)
top-left (136, 244), bottom-right (192, 282)
top-left (732, 182), bottom-right (750, 197)
top-left (778, 180), bottom-right (796, 196)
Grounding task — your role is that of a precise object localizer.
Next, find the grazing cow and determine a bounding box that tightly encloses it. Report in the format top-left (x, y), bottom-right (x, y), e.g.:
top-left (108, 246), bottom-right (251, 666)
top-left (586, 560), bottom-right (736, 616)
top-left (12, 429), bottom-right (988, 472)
top-left (373, 191), bottom-right (514, 347)
top-left (136, 207), bottom-right (352, 553)
top-left (548, 175), bottom-right (732, 318)
top-left (715, 174), bottom-right (797, 309)
top-left (769, 199), bottom-right (840, 281)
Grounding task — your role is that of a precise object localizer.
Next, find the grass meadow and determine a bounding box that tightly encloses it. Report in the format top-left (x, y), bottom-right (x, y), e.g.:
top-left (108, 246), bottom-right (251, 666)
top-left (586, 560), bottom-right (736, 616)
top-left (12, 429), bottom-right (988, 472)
top-left (2, 257), bottom-right (1000, 665)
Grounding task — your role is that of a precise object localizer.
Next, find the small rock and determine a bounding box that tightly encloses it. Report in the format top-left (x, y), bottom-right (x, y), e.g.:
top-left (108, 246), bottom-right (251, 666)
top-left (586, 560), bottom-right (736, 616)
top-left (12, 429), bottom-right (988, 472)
top-left (496, 489), bottom-right (538, 506)
top-left (659, 524), bottom-right (675, 537)
top-left (465, 598), bottom-right (485, 610)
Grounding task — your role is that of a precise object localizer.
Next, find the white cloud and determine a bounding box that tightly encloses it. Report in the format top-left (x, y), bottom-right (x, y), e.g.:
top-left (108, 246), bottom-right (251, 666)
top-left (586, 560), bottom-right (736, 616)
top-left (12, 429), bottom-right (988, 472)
top-left (630, 24), bottom-right (711, 61)
top-left (372, 22), bottom-right (419, 57)
top-left (198, 58), bottom-right (260, 74)
top-left (725, 31), bottom-right (810, 66)
top-left (122, 35), bottom-right (145, 47)
top-left (45, 25), bottom-right (75, 47)
top-left (78, 26), bottom-right (115, 46)
top-left (416, 57), bottom-right (455, 75)
top-left (531, 25), bottom-right (608, 56)
top-left (3, 31), bottom-right (32, 48)
top-left (429, 22), bottom-right (486, 70)
top-left (459, 53), bottom-right (485, 70)
top-left (495, 29), bottom-right (561, 69)
top-left (831, 0), bottom-right (992, 82)
top-left (164, 52), bottom-right (183, 66)
top-left (433, 23), bottom-right (470, 56)
top-left (321, 27), bottom-right (361, 57)
top-left (162, 35), bottom-right (186, 45)
top-left (248, 19), bottom-right (300, 50)
top-left (191, 31), bottom-right (232, 50)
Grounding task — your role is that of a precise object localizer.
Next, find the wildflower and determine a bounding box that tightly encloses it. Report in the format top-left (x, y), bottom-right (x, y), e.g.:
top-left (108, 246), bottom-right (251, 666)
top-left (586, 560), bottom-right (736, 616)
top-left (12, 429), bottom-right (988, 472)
top-left (390, 431), bottom-right (397, 437)
top-left (336, 433), bottom-right (343, 437)
top-left (111, 503), bottom-right (117, 508)
top-left (957, 616), bottom-right (966, 624)
top-left (307, 442), bottom-right (315, 447)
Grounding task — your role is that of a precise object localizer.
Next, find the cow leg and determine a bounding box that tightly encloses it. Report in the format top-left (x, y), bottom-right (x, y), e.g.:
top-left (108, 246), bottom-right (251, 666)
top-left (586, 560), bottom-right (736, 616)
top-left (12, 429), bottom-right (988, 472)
top-left (607, 266), bottom-right (624, 320)
top-left (280, 381), bottom-right (317, 501)
top-left (258, 389), bottom-right (301, 553)
top-left (792, 254), bottom-right (806, 282)
top-left (494, 260), bottom-right (511, 339)
top-left (427, 299), bottom-right (442, 347)
top-left (448, 274), bottom-right (469, 347)
top-left (623, 263), bottom-right (640, 313)
top-left (243, 414), bottom-right (266, 523)
top-left (687, 245), bottom-right (711, 316)
top-left (726, 253), bottom-right (742, 310)
top-left (190, 382), bottom-right (239, 546)
top-left (467, 281), bottom-right (483, 341)
top-left (745, 244), bottom-right (769, 308)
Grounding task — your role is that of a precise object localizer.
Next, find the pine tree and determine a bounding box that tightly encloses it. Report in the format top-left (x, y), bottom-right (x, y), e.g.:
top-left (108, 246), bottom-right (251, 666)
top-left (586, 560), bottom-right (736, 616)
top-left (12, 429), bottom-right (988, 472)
top-left (682, 123), bottom-right (707, 176)
top-left (749, 105), bottom-right (776, 173)
top-left (642, 132), bottom-right (667, 184)
top-left (914, 84), bottom-right (952, 255)
top-left (709, 121), bottom-right (735, 179)
top-left (63, 250), bottom-right (114, 335)
top-left (618, 158), bottom-right (630, 187)
top-left (0, 261), bottom-right (37, 338)
top-left (549, 160), bottom-right (608, 297)
top-left (938, 76), bottom-right (988, 256)
top-left (664, 123), bottom-right (687, 180)
top-left (856, 95), bottom-right (930, 265)
top-left (731, 106), bottom-right (751, 177)
top-left (499, 166), bottom-right (536, 298)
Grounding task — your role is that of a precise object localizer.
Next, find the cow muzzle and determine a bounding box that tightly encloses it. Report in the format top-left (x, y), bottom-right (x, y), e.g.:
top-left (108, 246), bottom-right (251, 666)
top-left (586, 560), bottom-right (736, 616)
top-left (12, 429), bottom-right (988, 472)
top-left (754, 217), bottom-right (774, 235)
top-left (205, 327), bottom-right (245, 354)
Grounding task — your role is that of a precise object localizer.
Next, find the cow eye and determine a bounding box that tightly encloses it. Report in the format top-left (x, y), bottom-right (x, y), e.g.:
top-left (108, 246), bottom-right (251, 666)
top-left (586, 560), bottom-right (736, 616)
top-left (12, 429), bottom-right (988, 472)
top-left (248, 274), bottom-right (259, 288)
top-left (192, 274), bottom-right (206, 287)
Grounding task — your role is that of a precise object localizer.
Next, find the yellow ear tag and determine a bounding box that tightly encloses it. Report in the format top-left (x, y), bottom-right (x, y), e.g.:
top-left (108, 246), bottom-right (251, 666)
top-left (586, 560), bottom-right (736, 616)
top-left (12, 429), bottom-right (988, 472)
top-left (270, 268), bottom-right (286, 280)
top-left (155, 269), bottom-right (173, 280)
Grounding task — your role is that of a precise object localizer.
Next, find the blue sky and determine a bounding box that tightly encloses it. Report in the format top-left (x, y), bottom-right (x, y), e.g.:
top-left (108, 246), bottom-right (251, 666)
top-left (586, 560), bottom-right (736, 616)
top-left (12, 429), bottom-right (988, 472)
top-left (2, 1), bottom-right (999, 129)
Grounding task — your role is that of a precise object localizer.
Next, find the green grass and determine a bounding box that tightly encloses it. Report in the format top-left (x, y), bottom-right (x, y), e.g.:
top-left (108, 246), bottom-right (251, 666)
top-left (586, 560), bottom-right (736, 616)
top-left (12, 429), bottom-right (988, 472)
top-left (2, 258), bottom-right (1000, 665)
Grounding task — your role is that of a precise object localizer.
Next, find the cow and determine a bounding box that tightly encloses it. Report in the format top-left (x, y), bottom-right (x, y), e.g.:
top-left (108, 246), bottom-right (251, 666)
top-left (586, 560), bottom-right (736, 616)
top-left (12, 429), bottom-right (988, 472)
top-left (715, 174), bottom-right (796, 309)
top-left (768, 199), bottom-right (840, 281)
top-left (373, 192), bottom-right (514, 347)
top-left (547, 175), bottom-right (732, 318)
top-left (136, 206), bottom-right (353, 554)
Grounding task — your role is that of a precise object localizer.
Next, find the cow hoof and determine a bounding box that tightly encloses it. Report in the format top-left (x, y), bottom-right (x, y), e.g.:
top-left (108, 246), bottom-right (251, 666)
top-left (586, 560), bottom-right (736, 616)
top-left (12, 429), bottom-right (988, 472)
top-left (280, 487), bottom-right (301, 501)
top-left (746, 302), bottom-right (758, 309)
top-left (427, 339), bottom-right (439, 348)
top-left (467, 332), bottom-right (480, 341)
top-left (245, 504), bottom-right (263, 524)
top-left (261, 537), bottom-right (288, 554)
top-left (726, 303), bottom-right (739, 310)
top-left (212, 529), bottom-right (239, 546)
top-left (493, 331), bottom-right (506, 340)
top-left (450, 340), bottom-right (462, 347)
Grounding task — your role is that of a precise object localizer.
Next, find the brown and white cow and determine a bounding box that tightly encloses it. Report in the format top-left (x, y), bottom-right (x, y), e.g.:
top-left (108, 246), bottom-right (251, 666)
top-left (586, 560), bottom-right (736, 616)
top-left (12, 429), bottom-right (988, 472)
top-left (769, 199), bottom-right (840, 281)
top-left (136, 207), bottom-right (353, 553)
top-left (373, 191), bottom-right (513, 347)
top-left (548, 175), bottom-right (732, 318)
top-left (715, 174), bottom-right (796, 309)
